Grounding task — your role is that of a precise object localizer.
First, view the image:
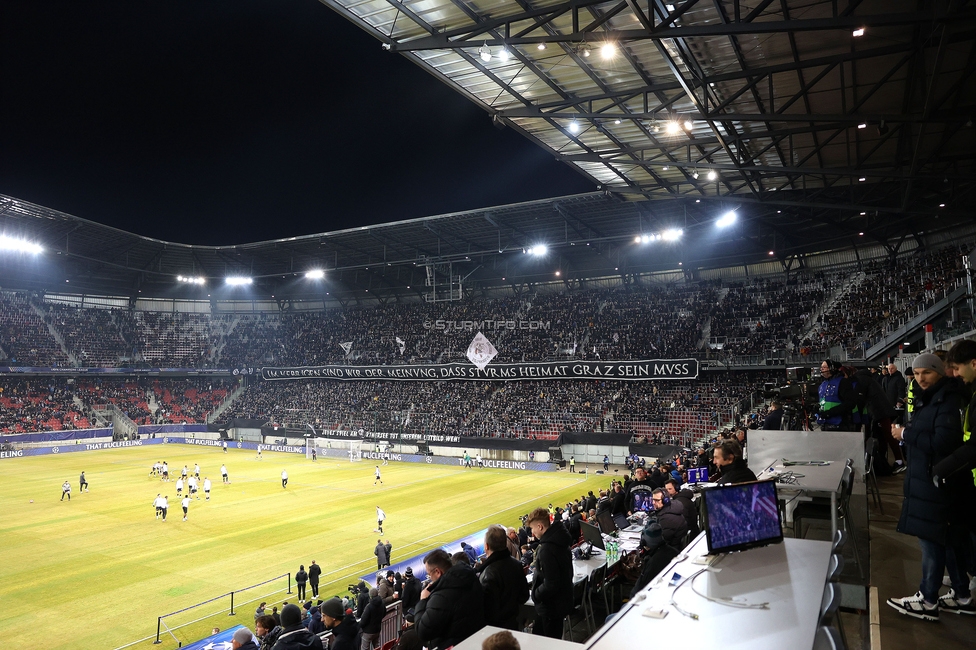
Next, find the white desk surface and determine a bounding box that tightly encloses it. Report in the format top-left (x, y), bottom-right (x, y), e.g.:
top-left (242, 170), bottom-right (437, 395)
top-left (757, 459), bottom-right (846, 494)
top-left (453, 625), bottom-right (582, 650)
top-left (583, 533), bottom-right (832, 650)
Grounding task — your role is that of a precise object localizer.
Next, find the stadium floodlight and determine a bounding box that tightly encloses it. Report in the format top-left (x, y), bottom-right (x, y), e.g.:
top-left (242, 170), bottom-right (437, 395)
top-left (225, 276), bottom-right (253, 286)
top-left (305, 269), bottom-right (325, 280)
top-left (716, 211), bottom-right (737, 228)
top-left (707, 170), bottom-right (718, 181)
top-left (601, 43), bottom-right (616, 59)
top-left (177, 275), bottom-right (206, 285)
top-left (498, 47), bottom-right (511, 63)
top-left (661, 228), bottom-right (683, 241)
top-left (666, 120), bottom-right (681, 135)
top-left (526, 244), bottom-right (548, 256)
top-left (0, 235), bottom-right (43, 254)
top-left (568, 119), bottom-right (580, 134)
top-left (852, 28), bottom-right (865, 37)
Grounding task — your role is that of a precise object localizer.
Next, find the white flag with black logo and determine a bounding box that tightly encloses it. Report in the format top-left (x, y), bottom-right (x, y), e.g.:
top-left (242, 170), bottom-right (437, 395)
top-left (396, 336), bottom-right (406, 355)
top-left (339, 341), bottom-right (353, 355)
top-left (466, 332), bottom-right (498, 370)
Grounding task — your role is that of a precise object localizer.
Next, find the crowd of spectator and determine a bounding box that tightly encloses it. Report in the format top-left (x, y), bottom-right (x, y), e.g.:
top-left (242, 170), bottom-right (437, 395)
top-left (0, 377), bottom-right (237, 431)
top-left (0, 292), bottom-right (70, 367)
top-left (219, 372), bottom-right (775, 440)
top-left (804, 246), bottom-right (968, 352)
top-left (0, 378), bottom-right (91, 432)
top-left (2, 244), bottom-right (972, 372)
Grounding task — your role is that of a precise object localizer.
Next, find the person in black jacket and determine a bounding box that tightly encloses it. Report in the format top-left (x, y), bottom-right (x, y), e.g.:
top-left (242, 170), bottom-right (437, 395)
top-left (887, 353), bottom-right (973, 620)
top-left (854, 367), bottom-right (903, 473)
top-left (359, 588), bottom-right (385, 650)
top-left (650, 488), bottom-right (689, 550)
top-left (630, 522), bottom-right (679, 598)
top-left (713, 439), bottom-right (757, 485)
top-left (320, 598), bottom-right (359, 650)
top-left (664, 479), bottom-right (700, 538)
top-left (307, 561), bottom-right (321, 599)
top-left (414, 548), bottom-right (485, 650)
top-left (526, 507), bottom-right (574, 638)
top-left (355, 582), bottom-right (370, 619)
top-left (627, 467), bottom-right (656, 514)
top-left (399, 566), bottom-right (422, 615)
top-left (295, 565), bottom-right (308, 601)
top-left (610, 482), bottom-right (627, 516)
top-left (762, 401), bottom-right (783, 430)
top-left (885, 363), bottom-right (908, 420)
top-left (270, 603), bottom-right (323, 650)
top-left (479, 524), bottom-right (530, 630)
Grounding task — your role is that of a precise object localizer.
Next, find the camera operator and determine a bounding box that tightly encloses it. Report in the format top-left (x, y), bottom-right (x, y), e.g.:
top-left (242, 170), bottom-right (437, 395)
top-left (816, 359), bottom-right (860, 431)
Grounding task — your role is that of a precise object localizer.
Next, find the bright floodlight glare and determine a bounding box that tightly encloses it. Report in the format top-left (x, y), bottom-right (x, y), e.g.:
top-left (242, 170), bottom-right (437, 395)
top-left (857, 123), bottom-right (867, 129)
top-left (666, 121), bottom-right (681, 134)
top-left (683, 120), bottom-right (693, 130)
top-left (662, 228), bottom-right (683, 241)
top-left (305, 269), bottom-right (325, 280)
top-left (716, 211), bottom-right (737, 228)
top-left (0, 235), bottom-right (43, 254)
top-left (498, 47), bottom-right (510, 63)
top-left (537, 43), bottom-right (546, 50)
top-left (479, 43), bottom-right (491, 62)
top-left (177, 275), bottom-right (205, 285)
top-left (225, 276), bottom-right (253, 286)
top-left (852, 28), bottom-right (865, 37)
top-left (707, 170), bottom-right (718, 181)
top-left (568, 120), bottom-right (580, 134)
top-left (526, 244), bottom-right (548, 256)
top-left (601, 43), bottom-right (615, 59)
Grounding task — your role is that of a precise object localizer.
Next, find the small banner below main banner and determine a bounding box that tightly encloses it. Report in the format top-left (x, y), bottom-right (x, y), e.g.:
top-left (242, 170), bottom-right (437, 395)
top-left (262, 358), bottom-right (698, 381)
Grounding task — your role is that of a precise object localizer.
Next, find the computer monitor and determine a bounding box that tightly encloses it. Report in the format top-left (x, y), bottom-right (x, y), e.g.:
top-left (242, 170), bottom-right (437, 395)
top-left (580, 520), bottom-right (605, 550)
top-left (631, 490), bottom-right (654, 513)
top-left (701, 480), bottom-right (784, 555)
top-left (687, 467), bottom-right (709, 483)
top-left (596, 510), bottom-right (617, 534)
top-left (612, 513), bottom-right (630, 531)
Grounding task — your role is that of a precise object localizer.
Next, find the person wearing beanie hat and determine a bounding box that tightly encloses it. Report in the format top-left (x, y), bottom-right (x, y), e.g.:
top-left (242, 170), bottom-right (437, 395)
top-left (270, 603), bottom-right (323, 650)
top-left (887, 351), bottom-right (972, 620)
top-left (816, 359), bottom-right (860, 431)
top-left (232, 627), bottom-right (260, 650)
top-left (400, 565), bottom-right (422, 614)
top-left (358, 587), bottom-right (385, 649)
top-left (378, 569), bottom-right (399, 605)
top-left (630, 521), bottom-right (679, 598)
top-left (320, 598), bottom-right (360, 650)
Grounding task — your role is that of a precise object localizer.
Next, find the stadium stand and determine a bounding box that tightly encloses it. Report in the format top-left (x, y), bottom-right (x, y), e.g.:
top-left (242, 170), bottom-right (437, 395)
top-left (0, 378), bottom-right (90, 432)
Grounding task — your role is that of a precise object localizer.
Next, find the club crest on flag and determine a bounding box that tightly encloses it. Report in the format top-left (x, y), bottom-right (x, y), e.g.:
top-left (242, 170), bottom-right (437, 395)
top-left (466, 332), bottom-right (497, 370)
top-left (339, 341), bottom-right (353, 355)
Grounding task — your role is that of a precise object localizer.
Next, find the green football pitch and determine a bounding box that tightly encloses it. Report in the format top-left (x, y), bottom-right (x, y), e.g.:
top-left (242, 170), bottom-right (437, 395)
top-left (0, 445), bottom-right (610, 649)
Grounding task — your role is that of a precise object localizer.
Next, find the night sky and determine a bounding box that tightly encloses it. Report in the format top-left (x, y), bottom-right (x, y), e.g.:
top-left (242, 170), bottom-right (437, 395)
top-left (0, 1), bottom-right (594, 245)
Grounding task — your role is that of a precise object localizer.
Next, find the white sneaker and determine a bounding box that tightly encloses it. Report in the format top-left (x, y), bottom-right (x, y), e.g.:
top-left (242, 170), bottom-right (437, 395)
top-left (887, 591), bottom-right (939, 621)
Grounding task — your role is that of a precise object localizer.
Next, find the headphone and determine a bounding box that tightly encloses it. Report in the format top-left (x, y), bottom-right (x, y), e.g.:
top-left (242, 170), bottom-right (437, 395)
top-left (654, 489), bottom-right (670, 507)
top-left (824, 359), bottom-right (842, 373)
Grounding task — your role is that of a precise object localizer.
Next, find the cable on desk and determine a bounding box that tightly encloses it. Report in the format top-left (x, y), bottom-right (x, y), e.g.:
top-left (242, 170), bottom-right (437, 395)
top-left (689, 571), bottom-right (770, 610)
top-left (668, 568), bottom-right (708, 620)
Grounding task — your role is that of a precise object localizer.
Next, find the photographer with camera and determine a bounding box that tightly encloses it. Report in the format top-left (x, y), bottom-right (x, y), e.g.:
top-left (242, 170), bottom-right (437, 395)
top-left (816, 359), bottom-right (860, 431)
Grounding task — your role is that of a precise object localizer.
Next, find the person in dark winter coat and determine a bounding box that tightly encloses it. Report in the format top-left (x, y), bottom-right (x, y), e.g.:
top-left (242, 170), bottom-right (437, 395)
top-left (305, 607), bottom-right (325, 636)
top-left (320, 598), bottom-right (360, 650)
top-left (270, 603), bottom-right (323, 650)
top-left (307, 561), bottom-right (322, 599)
top-left (884, 363), bottom-right (908, 415)
top-left (526, 507), bottom-right (574, 638)
top-left (378, 570), bottom-right (398, 605)
top-left (854, 367), bottom-right (901, 467)
top-left (414, 549), bottom-right (485, 650)
top-left (631, 522), bottom-right (679, 597)
top-left (887, 353), bottom-right (973, 621)
top-left (713, 439), bottom-right (757, 485)
top-left (479, 524), bottom-right (530, 630)
top-left (355, 582), bottom-right (370, 618)
top-left (651, 488), bottom-right (690, 549)
top-left (664, 480), bottom-right (700, 537)
top-left (375, 539), bottom-right (390, 569)
top-left (358, 588), bottom-right (385, 650)
top-left (399, 567), bottom-right (422, 614)
top-left (610, 482), bottom-right (627, 515)
top-left (295, 565), bottom-right (308, 601)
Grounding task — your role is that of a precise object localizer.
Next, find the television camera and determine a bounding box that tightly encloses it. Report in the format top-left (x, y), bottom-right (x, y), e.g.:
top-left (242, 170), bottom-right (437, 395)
top-left (762, 366), bottom-right (822, 430)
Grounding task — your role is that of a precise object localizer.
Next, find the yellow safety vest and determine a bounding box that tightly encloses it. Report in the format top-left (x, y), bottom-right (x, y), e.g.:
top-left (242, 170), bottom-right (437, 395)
top-left (907, 380), bottom-right (916, 414)
top-left (964, 405), bottom-right (976, 487)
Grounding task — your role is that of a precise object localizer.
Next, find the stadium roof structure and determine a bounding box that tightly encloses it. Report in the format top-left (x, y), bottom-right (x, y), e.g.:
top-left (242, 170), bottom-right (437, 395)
top-left (1, 0), bottom-right (975, 304)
